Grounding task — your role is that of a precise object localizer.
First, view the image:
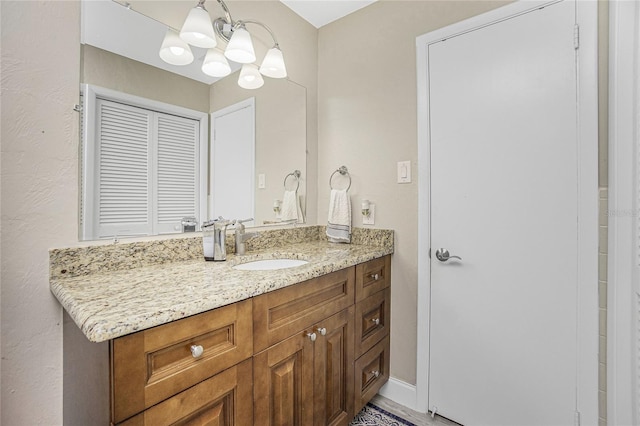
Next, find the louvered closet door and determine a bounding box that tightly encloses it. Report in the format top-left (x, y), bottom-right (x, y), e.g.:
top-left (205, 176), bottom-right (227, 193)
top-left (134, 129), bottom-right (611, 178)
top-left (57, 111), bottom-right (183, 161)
top-left (96, 99), bottom-right (152, 238)
top-left (154, 113), bottom-right (200, 235)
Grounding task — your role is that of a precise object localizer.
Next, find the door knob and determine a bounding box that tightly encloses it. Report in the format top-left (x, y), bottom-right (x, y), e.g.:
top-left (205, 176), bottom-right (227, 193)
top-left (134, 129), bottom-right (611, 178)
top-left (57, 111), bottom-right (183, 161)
top-left (435, 248), bottom-right (462, 262)
top-left (190, 344), bottom-right (204, 358)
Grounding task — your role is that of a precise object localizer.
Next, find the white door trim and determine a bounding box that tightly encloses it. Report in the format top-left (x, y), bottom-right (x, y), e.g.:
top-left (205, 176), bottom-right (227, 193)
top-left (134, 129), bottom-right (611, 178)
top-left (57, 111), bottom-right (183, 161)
top-left (415, 0), bottom-right (599, 421)
top-left (607, 1), bottom-right (639, 424)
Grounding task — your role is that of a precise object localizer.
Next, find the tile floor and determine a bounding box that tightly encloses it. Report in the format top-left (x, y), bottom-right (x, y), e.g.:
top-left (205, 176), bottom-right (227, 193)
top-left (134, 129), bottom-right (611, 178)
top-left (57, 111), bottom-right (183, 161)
top-left (370, 395), bottom-right (461, 426)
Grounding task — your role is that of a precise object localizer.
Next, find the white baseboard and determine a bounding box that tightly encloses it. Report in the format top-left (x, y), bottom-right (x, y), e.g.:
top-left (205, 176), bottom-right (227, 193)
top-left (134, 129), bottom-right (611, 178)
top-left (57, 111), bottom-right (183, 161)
top-left (378, 377), bottom-right (422, 413)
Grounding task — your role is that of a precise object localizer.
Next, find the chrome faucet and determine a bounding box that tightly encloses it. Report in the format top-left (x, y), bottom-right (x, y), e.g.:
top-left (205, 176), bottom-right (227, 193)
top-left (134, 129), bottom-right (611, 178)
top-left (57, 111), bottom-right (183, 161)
top-left (235, 218), bottom-right (258, 256)
top-left (202, 217), bottom-right (235, 261)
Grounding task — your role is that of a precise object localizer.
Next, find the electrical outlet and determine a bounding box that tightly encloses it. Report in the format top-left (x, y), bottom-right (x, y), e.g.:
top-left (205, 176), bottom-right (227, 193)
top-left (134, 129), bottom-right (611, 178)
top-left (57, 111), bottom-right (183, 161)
top-left (363, 204), bottom-right (375, 225)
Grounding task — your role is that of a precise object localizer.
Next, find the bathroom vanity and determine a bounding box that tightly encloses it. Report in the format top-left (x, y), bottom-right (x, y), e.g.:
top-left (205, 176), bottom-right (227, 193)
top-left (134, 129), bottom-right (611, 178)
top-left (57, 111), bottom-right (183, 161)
top-left (50, 226), bottom-right (393, 425)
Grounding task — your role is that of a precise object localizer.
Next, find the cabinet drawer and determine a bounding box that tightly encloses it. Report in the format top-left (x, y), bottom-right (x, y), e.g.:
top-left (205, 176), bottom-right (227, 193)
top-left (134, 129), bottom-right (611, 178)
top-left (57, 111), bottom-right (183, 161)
top-left (118, 358), bottom-right (253, 426)
top-left (253, 267), bottom-right (355, 352)
top-left (355, 256), bottom-right (390, 302)
top-left (354, 335), bottom-right (390, 414)
top-left (111, 299), bottom-right (253, 423)
top-left (355, 287), bottom-right (390, 358)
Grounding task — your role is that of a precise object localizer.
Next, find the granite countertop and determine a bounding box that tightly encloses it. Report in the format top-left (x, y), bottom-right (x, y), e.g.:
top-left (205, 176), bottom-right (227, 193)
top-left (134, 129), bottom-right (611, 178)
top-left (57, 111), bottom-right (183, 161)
top-left (51, 240), bottom-right (392, 343)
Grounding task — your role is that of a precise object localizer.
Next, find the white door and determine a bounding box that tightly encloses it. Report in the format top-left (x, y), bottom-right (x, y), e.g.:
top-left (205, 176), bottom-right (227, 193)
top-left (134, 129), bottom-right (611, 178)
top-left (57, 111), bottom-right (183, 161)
top-left (428, 2), bottom-right (578, 425)
top-left (210, 98), bottom-right (255, 221)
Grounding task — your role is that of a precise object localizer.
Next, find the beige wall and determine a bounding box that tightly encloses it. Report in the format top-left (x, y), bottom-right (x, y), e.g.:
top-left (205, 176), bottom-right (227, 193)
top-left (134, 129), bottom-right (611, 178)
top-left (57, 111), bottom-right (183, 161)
top-left (207, 1), bottom-right (317, 224)
top-left (317, 0), bottom-right (509, 384)
top-left (597, 2), bottom-right (609, 424)
top-left (82, 45), bottom-right (210, 112)
top-left (1, 1), bottom-right (80, 424)
top-left (211, 76), bottom-right (307, 225)
top-left (598, 0), bottom-right (609, 187)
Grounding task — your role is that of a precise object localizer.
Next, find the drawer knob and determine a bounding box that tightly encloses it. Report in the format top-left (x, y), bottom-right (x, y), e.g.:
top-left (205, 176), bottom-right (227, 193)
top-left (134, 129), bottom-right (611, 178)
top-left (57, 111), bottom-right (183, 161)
top-left (190, 344), bottom-right (204, 358)
top-left (370, 370), bottom-right (380, 378)
top-left (306, 332), bottom-right (317, 342)
top-left (316, 327), bottom-right (327, 336)
top-left (370, 273), bottom-right (380, 280)
top-left (371, 318), bottom-right (380, 325)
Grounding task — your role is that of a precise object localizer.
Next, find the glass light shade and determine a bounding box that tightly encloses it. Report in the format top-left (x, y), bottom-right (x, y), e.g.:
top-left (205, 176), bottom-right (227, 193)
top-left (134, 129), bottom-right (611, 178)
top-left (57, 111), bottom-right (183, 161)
top-left (179, 6), bottom-right (217, 48)
top-left (238, 64), bottom-right (264, 89)
top-left (259, 47), bottom-right (287, 78)
top-left (202, 48), bottom-right (231, 77)
top-left (224, 27), bottom-right (256, 64)
top-left (159, 29), bottom-right (194, 66)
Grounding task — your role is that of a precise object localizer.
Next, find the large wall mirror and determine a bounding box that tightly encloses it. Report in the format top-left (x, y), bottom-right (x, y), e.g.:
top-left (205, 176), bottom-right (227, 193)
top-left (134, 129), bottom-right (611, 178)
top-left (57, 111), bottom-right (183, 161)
top-left (79, 0), bottom-right (307, 241)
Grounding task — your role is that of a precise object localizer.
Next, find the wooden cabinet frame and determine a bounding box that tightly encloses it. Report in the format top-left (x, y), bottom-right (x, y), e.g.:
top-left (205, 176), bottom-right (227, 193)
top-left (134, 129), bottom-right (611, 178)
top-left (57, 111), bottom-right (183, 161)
top-left (105, 256), bottom-right (391, 426)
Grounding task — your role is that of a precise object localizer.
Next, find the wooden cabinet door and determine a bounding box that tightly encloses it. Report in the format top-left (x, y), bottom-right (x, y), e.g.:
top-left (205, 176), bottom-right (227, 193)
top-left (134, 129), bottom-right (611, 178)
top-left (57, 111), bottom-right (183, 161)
top-left (254, 331), bottom-right (315, 425)
top-left (112, 299), bottom-right (253, 423)
top-left (313, 307), bottom-right (355, 426)
top-left (118, 358), bottom-right (253, 426)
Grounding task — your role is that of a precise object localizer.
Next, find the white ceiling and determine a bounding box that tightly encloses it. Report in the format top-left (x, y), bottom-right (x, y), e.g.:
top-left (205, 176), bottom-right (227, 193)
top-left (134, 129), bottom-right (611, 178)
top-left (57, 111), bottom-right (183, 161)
top-left (279, 0), bottom-right (378, 28)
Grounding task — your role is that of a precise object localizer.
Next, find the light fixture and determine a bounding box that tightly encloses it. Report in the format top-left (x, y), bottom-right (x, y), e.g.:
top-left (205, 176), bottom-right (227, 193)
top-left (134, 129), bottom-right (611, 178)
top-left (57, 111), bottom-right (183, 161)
top-left (179, 1), bottom-right (217, 48)
top-left (159, 29), bottom-right (194, 66)
top-left (259, 47), bottom-right (287, 79)
top-left (224, 26), bottom-right (256, 64)
top-left (202, 48), bottom-right (231, 77)
top-left (238, 64), bottom-right (264, 90)
top-left (159, 0), bottom-right (287, 88)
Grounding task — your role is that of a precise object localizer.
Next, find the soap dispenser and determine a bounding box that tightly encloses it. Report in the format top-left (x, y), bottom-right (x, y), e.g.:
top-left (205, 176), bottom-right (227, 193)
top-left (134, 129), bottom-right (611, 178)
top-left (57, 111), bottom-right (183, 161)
top-left (202, 217), bottom-right (235, 261)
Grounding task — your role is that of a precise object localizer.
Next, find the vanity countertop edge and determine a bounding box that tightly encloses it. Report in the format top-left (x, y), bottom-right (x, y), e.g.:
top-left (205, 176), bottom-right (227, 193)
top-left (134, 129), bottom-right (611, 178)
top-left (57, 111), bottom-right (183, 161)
top-left (51, 239), bottom-right (393, 343)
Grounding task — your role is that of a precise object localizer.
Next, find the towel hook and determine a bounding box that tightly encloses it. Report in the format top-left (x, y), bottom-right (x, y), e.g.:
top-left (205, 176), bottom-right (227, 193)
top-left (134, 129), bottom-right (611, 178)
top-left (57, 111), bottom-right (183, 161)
top-left (329, 166), bottom-right (351, 191)
top-left (283, 170), bottom-right (301, 191)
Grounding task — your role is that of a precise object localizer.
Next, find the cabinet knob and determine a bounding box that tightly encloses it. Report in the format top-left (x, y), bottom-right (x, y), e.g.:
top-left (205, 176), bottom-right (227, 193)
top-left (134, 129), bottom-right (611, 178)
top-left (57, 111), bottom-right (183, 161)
top-left (371, 318), bottom-right (380, 325)
top-left (370, 273), bottom-right (379, 280)
top-left (306, 332), bottom-right (317, 342)
top-left (369, 370), bottom-right (380, 378)
top-left (316, 327), bottom-right (327, 336)
top-left (190, 344), bottom-right (204, 358)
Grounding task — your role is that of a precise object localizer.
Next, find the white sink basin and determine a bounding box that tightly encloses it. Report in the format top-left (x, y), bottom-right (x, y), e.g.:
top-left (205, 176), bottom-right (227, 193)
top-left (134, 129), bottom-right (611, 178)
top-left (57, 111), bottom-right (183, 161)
top-left (233, 259), bottom-right (309, 271)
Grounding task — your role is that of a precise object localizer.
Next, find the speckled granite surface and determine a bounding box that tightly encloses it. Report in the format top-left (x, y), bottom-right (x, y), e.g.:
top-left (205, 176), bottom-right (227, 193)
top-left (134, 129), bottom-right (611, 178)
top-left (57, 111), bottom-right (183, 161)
top-left (50, 225), bottom-right (324, 280)
top-left (50, 227), bottom-right (393, 343)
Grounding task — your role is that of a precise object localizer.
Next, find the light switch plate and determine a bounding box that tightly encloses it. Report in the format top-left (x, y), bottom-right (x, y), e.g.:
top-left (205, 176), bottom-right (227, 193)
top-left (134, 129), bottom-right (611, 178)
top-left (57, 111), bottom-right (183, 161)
top-left (363, 204), bottom-right (375, 225)
top-left (397, 161), bottom-right (411, 183)
top-left (258, 174), bottom-right (266, 189)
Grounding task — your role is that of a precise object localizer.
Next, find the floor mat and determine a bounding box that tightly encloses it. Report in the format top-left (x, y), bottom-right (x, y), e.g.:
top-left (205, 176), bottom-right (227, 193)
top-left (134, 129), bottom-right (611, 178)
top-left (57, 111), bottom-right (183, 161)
top-left (350, 402), bottom-right (418, 426)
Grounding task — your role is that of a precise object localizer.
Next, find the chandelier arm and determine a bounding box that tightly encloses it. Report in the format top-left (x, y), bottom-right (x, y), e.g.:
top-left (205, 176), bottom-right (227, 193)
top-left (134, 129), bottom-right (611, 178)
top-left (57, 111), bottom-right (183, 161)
top-left (214, 0), bottom-right (234, 28)
top-left (236, 19), bottom-right (280, 48)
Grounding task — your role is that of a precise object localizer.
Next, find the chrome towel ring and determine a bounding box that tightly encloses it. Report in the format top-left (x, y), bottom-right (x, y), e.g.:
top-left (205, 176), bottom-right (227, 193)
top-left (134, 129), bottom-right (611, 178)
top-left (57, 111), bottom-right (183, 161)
top-left (284, 170), bottom-right (301, 191)
top-left (329, 166), bottom-right (351, 191)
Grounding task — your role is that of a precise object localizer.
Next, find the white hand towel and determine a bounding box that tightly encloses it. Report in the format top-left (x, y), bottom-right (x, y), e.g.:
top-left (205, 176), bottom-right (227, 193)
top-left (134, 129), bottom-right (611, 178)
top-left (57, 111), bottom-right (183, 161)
top-left (281, 190), bottom-right (304, 223)
top-left (326, 189), bottom-right (351, 243)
